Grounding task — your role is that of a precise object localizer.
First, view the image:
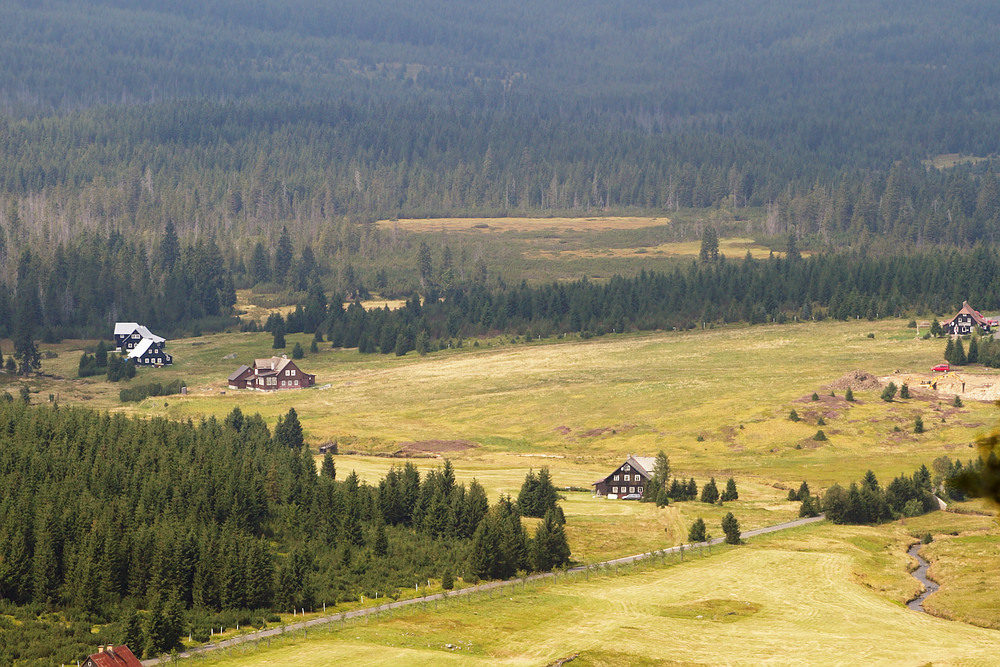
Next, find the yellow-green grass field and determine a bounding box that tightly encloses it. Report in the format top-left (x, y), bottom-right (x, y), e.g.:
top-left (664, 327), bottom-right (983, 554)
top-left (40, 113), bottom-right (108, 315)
top-left (8, 318), bottom-right (995, 489)
top-left (376, 216), bottom-right (674, 233)
top-left (185, 520), bottom-right (1000, 666)
top-left (525, 236), bottom-right (810, 261)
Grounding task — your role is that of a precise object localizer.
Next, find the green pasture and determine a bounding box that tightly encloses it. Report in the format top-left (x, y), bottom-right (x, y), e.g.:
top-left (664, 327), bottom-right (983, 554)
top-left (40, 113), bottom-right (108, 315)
top-left (188, 520), bottom-right (1000, 666)
top-left (17, 317), bottom-right (997, 491)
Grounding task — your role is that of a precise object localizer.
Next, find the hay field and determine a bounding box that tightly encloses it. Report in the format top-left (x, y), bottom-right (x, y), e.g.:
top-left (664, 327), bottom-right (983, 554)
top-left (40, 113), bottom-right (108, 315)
top-left (190, 521), bottom-right (1000, 666)
top-left (15, 318), bottom-right (1000, 489)
top-left (526, 236), bottom-right (807, 261)
top-left (376, 216), bottom-right (672, 233)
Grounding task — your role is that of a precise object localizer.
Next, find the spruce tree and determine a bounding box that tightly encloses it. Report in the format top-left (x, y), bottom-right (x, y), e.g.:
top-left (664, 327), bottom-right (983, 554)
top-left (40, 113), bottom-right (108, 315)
top-left (914, 415), bottom-right (924, 433)
top-left (968, 337), bottom-right (979, 364)
top-left (688, 517), bottom-right (707, 543)
top-left (899, 383), bottom-right (910, 399)
top-left (944, 337), bottom-right (955, 364)
top-left (789, 409), bottom-right (799, 421)
top-left (292, 342), bottom-right (304, 359)
top-left (797, 481), bottom-right (811, 499)
top-left (721, 477), bottom-right (739, 501)
top-left (699, 226), bottom-right (719, 262)
top-left (272, 323), bottom-right (286, 349)
top-left (441, 570), bottom-right (454, 590)
top-left (845, 387), bottom-right (854, 402)
top-left (700, 477), bottom-right (719, 504)
top-left (721, 512), bottom-right (741, 544)
top-left (531, 509), bottom-right (571, 571)
top-left (954, 338), bottom-right (967, 365)
top-left (686, 478), bottom-right (698, 500)
top-left (321, 452), bottom-right (336, 479)
top-left (880, 382), bottom-right (897, 401)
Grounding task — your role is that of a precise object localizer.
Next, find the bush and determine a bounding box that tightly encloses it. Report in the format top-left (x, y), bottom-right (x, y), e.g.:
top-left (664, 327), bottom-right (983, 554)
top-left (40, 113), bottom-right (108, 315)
top-left (811, 392), bottom-right (819, 401)
top-left (817, 416), bottom-right (826, 426)
top-left (120, 380), bottom-right (187, 403)
top-left (789, 409), bottom-right (799, 422)
top-left (953, 395), bottom-right (963, 407)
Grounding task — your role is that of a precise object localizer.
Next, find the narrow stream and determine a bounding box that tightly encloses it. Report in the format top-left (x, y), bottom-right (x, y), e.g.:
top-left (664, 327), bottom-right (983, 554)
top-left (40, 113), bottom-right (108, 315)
top-left (907, 543), bottom-right (939, 612)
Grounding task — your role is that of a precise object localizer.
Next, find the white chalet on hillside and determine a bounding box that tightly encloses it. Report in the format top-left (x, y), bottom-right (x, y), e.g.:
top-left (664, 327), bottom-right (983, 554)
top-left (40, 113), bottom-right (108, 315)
top-left (113, 322), bottom-right (172, 366)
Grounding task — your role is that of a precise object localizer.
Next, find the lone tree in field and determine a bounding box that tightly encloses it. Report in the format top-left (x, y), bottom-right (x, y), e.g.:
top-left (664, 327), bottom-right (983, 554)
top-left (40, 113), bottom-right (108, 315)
top-left (720, 478), bottom-right (739, 502)
top-left (700, 477), bottom-right (719, 504)
top-left (789, 409), bottom-right (799, 422)
top-left (915, 415), bottom-right (924, 434)
top-left (900, 383), bottom-right (910, 399)
top-left (688, 517), bottom-right (707, 543)
top-left (721, 512), bottom-right (742, 545)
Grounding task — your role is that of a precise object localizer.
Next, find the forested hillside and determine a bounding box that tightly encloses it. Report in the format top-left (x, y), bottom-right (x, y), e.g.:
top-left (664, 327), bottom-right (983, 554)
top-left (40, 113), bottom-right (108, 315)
top-left (0, 402), bottom-right (566, 663)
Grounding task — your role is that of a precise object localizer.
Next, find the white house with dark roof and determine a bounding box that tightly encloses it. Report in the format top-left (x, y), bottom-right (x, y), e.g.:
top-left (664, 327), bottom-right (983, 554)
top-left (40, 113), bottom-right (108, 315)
top-left (592, 455), bottom-right (657, 499)
top-left (113, 322), bottom-right (171, 365)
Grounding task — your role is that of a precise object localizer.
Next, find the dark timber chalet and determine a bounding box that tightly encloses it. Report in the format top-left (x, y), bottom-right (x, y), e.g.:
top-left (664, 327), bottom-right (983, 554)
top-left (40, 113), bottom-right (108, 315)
top-left (228, 356), bottom-right (315, 391)
top-left (113, 322), bottom-right (172, 366)
top-left (593, 455), bottom-right (656, 499)
top-left (941, 301), bottom-right (997, 336)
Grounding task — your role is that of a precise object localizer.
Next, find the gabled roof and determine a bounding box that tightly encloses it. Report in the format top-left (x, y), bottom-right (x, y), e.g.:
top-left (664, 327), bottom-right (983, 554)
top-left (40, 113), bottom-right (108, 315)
top-left (85, 645), bottom-right (142, 667)
top-left (593, 455), bottom-right (658, 485)
top-left (114, 322), bottom-right (166, 343)
top-left (942, 301), bottom-right (990, 328)
top-left (254, 356), bottom-right (293, 374)
top-left (126, 338), bottom-right (156, 359)
top-left (228, 364), bottom-right (250, 382)
top-left (627, 456), bottom-right (657, 478)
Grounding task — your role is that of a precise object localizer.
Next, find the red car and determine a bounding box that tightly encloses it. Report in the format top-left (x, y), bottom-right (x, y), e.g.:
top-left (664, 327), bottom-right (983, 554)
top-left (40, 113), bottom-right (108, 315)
top-left (932, 364), bottom-right (950, 372)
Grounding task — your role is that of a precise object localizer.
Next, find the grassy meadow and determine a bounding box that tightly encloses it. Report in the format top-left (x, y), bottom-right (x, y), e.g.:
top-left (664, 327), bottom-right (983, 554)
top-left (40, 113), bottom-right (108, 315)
top-left (11, 317), bottom-right (996, 489)
top-left (187, 520), bottom-right (1000, 666)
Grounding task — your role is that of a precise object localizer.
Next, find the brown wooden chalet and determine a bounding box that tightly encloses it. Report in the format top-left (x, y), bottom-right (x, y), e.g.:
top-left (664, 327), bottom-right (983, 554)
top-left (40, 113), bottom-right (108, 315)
top-left (941, 301), bottom-right (997, 336)
top-left (228, 356), bottom-right (315, 391)
top-left (82, 645), bottom-right (142, 667)
top-left (593, 455), bottom-right (655, 499)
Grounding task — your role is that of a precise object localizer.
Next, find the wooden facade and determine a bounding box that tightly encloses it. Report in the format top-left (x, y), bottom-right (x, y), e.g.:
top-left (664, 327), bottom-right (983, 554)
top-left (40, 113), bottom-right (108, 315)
top-left (941, 301), bottom-right (996, 336)
top-left (592, 455), bottom-right (655, 499)
top-left (228, 356), bottom-right (315, 391)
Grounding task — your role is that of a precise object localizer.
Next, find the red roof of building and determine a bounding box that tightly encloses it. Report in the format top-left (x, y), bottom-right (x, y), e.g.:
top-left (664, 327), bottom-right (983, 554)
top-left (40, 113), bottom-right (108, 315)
top-left (85, 645), bottom-right (143, 667)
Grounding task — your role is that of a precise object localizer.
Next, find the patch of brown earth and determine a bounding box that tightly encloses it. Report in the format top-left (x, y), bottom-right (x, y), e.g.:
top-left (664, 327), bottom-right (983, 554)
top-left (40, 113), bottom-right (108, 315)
top-left (553, 426), bottom-right (572, 435)
top-left (829, 370), bottom-right (884, 392)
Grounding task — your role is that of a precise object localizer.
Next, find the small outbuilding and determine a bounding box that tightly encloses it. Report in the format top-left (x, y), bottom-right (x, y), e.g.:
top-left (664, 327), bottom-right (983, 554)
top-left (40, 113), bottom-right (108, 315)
top-left (593, 455), bottom-right (656, 499)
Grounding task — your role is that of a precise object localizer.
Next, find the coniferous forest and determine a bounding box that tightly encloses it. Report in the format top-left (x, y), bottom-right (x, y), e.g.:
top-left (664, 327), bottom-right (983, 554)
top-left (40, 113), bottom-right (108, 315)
top-left (4, 1), bottom-right (1000, 662)
top-left (0, 401), bottom-right (566, 663)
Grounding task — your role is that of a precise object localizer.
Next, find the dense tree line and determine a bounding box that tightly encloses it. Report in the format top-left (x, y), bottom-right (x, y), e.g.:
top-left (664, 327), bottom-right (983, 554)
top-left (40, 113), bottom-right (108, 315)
top-left (821, 468), bottom-right (939, 524)
top-left (0, 401), bottom-right (572, 664)
top-left (0, 227), bottom-right (235, 341)
top-left (285, 247), bottom-right (1000, 353)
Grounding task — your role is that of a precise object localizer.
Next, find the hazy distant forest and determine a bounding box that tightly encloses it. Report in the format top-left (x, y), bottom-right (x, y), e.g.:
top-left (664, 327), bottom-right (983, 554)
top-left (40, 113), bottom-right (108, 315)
top-left (2, 0), bottom-right (1000, 338)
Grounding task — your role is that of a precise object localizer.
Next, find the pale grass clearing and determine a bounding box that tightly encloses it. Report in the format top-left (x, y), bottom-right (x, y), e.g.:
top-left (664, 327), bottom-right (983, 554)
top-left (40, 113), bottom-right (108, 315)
top-left (190, 522), bottom-right (1000, 667)
top-left (376, 216), bottom-right (671, 233)
top-left (526, 236), bottom-right (810, 260)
